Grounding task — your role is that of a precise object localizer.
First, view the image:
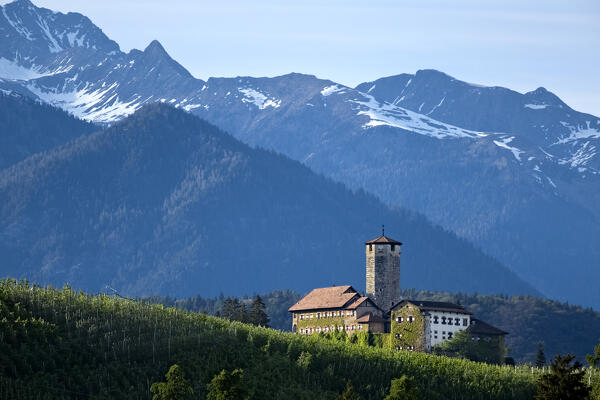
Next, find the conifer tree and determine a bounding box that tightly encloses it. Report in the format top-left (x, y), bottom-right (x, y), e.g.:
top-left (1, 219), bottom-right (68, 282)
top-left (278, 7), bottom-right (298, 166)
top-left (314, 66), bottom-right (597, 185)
top-left (586, 337), bottom-right (600, 368)
top-left (535, 342), bottom-right (546, 368)
top-left (536, 354), bottom-right (590, 400)
top-left (250, 295), bottom-right (270, 327)
top-left (150, 364), bottom-right (194, 400)
top-left (207, 369), bottom-right (248, 400)
top-left (221, 298), bottom-right (248, 323)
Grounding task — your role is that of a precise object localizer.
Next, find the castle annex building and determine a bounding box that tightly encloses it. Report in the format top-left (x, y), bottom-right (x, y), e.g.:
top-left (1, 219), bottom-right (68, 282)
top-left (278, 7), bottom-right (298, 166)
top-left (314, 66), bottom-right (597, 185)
top-left (288, 230), bottom-right (507, 356)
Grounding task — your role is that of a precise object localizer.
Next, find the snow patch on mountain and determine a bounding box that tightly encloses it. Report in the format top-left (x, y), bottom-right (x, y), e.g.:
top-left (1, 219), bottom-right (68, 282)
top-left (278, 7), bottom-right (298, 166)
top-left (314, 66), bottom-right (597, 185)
top-left (27, 81), bottom-right (144, 122)
top-left (35, 13), bottom-right (62, 53)
top-left (0, 57), bottom-right (44, 80)
top-left (238, 88), bottom-right (281, 110)
top-left (555, 121), bottom-right (600, 144)
top-left (2, 6), bottom-right (33, 40)
top-left (351, 94), bottom-right (488, 139)
top-left (493, 136), bottom-right (523, 161)
top-left (524, 104), bottom-right (548, 110)
top-left (558, 142), bottom-right (597, 169)
top-left (321, 85), bottom-right (345, 96)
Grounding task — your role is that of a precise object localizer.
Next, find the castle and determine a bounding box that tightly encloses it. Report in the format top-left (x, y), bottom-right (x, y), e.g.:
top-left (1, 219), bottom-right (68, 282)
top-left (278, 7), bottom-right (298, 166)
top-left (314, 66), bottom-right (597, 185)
top-left (288, 229), bottom-right (507, 355)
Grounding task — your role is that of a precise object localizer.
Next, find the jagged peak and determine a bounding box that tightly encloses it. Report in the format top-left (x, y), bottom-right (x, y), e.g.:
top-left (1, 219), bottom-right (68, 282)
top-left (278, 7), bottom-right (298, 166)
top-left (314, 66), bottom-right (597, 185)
top-left (144, 40), bottom-right (167, 55)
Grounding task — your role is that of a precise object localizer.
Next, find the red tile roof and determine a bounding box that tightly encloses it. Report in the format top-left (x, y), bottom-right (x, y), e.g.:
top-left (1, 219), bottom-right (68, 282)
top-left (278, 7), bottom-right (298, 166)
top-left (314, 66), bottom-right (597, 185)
top-left (288, 285), bottom-right (360, 312)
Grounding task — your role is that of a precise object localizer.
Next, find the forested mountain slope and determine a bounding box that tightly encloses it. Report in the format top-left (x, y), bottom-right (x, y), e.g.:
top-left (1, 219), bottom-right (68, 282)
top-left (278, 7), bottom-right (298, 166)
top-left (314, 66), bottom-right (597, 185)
top-left (0, 104), bottom-right (535, 298)
top-left (0, 92), bottom-right (95, 170)
top-left (0, 279), bottom-right (562, 400)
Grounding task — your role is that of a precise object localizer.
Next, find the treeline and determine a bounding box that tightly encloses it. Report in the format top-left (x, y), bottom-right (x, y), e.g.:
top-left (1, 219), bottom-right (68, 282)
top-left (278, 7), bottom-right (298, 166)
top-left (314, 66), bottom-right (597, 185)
top-left (3, 279), bottom-right (586, 400)
top-left (144, 289), bottom-right (301, 331)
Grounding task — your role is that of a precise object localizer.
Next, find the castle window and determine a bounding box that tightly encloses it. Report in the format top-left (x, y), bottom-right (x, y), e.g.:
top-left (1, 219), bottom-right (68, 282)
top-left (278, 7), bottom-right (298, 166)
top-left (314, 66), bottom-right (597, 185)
top-left (395, 346), bottom-right (400, 350)
top-left (448, 332), bottom-right (453, 339)
top-left (391, 244), bottom-right (395, 251)
top-left (441, 317), bottom-right (446, 324)
top-left (317, 313), bottom-right (321, 319)
top-left (300, 314), bottom-right (304, 320)
top-left (433, 316), bottom-right (439, 324)
top-left (455, 318), bottom-right (460, 325)
top-left (369, 244), bottom-right (373, 251)
top-left (408, 316), bottom-right (414, 323)
top-left (396, 316), bottom-right (403, 322)
top-left (434, 336), bottom-right (438, 339)
top-left (358, 325), bottom-right (363, 330)
top-left (447, 318), bottom-right (453, 326)
top-left (463, 318), bottom-right (468, 326)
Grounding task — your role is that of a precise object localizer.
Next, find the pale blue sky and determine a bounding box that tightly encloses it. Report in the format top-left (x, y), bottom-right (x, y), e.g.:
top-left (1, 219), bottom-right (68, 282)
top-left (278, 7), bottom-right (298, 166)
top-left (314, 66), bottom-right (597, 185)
top-left (25, 1), bottom-right (600, 115)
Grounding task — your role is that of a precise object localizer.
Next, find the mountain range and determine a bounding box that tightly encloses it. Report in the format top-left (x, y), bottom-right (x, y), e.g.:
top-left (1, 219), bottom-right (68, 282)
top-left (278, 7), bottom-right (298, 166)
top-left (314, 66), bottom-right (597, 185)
top-left (0, 98), bottom-right (536, 297)
top-left (1, 0), bottom-right (599, 307)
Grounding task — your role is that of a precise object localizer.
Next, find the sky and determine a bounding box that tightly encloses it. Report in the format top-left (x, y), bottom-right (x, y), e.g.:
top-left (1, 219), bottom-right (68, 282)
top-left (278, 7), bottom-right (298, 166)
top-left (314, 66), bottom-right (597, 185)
top-left (18, 0), bottom-right (600, 115)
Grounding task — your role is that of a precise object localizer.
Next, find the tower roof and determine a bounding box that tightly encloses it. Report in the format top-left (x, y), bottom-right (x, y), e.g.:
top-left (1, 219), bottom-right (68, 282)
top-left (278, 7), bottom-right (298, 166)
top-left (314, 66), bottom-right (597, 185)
top-left (365, 235), bottom-right (402, 245)
top-left (365, 225), bottom-right (402, 245)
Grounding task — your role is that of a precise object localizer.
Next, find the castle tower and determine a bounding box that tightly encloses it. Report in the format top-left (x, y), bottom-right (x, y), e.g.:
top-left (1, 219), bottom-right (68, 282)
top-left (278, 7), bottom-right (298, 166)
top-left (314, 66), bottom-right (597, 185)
top-left (365, 226), bottom-right (402, 311)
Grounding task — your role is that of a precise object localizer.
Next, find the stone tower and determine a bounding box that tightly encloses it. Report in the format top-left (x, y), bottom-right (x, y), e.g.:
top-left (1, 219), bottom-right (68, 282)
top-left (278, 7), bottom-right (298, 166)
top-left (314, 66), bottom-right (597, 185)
top-left (365, 227), bottom-right (402, 311)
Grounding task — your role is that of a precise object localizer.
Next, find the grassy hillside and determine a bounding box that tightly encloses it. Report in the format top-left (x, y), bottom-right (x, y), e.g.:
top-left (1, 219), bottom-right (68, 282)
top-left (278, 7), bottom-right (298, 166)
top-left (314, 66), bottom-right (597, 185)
top-left (157, 289), bottom-right (600, 364)
top-left (3, 279), bottom-right (587, 400)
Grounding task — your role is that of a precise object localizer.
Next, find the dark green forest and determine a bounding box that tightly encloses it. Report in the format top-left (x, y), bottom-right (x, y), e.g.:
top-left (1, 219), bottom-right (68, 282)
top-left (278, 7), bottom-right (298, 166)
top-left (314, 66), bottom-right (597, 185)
top-left (151, 288), bottom-right (600, 364)
top-left (0, 92), bottom-right (95, 170)
top-left (5, 279), bottom-right (598, 400)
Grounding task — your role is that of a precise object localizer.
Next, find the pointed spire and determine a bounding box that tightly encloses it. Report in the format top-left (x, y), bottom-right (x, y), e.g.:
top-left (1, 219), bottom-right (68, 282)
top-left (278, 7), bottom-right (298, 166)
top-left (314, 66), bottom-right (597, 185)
top-left (382, 224), bottom-right (385, 236)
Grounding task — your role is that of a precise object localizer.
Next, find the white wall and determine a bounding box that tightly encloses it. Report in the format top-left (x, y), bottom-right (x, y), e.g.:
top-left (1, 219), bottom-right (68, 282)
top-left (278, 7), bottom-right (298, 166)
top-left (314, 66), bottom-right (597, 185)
top-left (426, 311), bottom-right (471, 349)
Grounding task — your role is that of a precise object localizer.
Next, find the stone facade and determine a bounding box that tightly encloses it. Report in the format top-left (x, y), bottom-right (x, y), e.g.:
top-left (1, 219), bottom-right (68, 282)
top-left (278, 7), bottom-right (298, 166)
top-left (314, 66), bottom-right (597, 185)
top-left (291, 298), bottom-right (385, 335)
top-left (365, 241), bottom-right (401, 311)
